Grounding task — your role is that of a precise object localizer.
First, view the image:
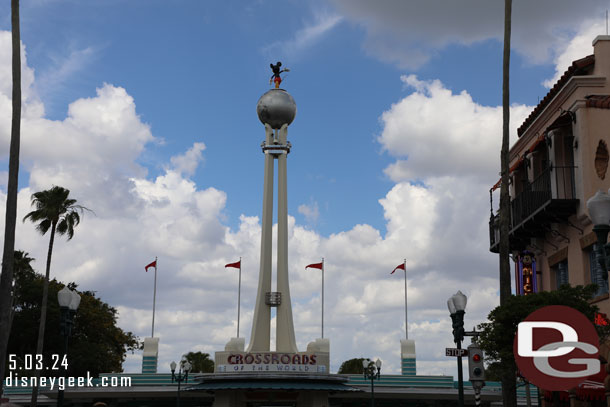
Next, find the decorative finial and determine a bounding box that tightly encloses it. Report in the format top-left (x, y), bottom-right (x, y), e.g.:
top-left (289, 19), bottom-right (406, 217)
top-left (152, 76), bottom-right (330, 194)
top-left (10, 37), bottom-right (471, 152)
top-left (269, 61), bottom-right (290, 89)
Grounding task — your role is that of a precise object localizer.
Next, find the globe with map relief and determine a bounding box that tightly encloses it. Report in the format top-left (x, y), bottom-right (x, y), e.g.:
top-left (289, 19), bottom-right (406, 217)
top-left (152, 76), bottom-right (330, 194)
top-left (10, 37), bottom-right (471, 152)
top-left (256, 88), bottom-right (296, 130)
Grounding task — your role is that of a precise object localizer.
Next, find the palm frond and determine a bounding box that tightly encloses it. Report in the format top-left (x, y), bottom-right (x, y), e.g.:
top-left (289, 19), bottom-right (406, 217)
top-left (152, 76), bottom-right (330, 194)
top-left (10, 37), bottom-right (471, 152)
top-left (24, 185), bottom-right (90, 240)
top-left (56, 218), bottom-right (68, 237)
top-left (35, 219), bottom-right (52, 235)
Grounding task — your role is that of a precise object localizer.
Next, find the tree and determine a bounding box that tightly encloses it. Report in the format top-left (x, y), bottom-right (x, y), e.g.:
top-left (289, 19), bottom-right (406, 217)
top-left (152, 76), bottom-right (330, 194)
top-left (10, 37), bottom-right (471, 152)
top-left (499, 0), bottom-right (515, 405)
top-left (483, 361), bottom-right (504, 382)
top-left (8, 267), bottom-right (139, 377)
top-left (9, 250), bottom-right (35, 330)
top-left (13, 250), bottom-right (34, 274)
top-left (183, 352), bottom-right (214, 373)
top-left (23, 186), bottom-right (89, 406)
top-left (337, 358), bottom-right (366, 374)
top-left (477, 285), bottom-right (610, 393)
top-left (0, 0), bottom-right (22, 395)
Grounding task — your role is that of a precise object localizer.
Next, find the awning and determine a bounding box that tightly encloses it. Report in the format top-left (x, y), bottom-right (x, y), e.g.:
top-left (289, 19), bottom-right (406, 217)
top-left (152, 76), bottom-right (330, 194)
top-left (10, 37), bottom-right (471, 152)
top-left (185, 380), bottom-right (362, 392)
top-left (490, 133), bottom-right (547, 192)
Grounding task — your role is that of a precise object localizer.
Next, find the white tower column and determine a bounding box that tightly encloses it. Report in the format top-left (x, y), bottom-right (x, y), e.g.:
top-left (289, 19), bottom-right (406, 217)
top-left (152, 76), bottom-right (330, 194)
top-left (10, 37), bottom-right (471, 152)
top-left (247, 87), bottom-right (298, 353)
top-left (276, 123), bottom-right (298, 352)
top-left (247, 124), bottom-right (274, 352)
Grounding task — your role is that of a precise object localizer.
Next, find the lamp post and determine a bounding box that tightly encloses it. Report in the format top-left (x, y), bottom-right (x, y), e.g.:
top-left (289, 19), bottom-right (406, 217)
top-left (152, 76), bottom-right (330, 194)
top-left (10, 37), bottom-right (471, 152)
top-left (448, 290), bottom-right (467, 407)
top-left (586, 190), bottom-right (610, 278)
top-left (362, 358), bottom-right (381, 407)
top-left (57, 287), bottom-right (81, 407)
top-left (170, 358), bottom-right (191, 407)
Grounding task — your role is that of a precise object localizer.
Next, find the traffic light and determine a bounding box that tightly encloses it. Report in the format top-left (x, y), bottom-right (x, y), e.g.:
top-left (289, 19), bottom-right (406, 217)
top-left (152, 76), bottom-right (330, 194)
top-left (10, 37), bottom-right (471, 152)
top-left (468, 344), bottom-right (485, 382)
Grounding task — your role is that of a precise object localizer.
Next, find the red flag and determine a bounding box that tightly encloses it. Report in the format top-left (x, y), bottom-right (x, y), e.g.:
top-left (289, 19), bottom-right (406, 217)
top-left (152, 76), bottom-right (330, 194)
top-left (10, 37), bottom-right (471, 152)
top-left (225, 260), bottom-right (241, 269)
top-left (391, 263), bottom-right (405, 274)
top-left (306, 262), bottom-right (323, 270)
top-left (145, 260), bottom-right (157, 272)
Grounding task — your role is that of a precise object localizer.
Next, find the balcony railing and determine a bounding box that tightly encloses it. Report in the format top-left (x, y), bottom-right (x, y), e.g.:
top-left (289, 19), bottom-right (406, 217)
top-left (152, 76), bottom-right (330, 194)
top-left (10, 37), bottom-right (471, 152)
top-left (511, 165), bottom-right (575, 226)
top-left (489, 165), bottom-right (576, 251)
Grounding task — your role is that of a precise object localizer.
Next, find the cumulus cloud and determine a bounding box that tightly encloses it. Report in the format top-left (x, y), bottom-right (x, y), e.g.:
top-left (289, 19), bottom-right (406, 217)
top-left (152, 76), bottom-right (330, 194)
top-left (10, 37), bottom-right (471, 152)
top-left (330, 0), bottom-right (608, 69)
top-left (542, 20), bottom-right (603, 88)
top-left (378, 75), bottom-right (531, 182)
top-left (0, 27), bottom-right (540, 377)
top-left (170, 142), bottom-right (206, 177)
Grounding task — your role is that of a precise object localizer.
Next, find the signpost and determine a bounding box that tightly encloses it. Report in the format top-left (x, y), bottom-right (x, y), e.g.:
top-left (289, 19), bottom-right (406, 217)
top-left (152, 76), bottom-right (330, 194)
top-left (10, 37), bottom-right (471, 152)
top-left (446, 348), bottom-right (469, 357)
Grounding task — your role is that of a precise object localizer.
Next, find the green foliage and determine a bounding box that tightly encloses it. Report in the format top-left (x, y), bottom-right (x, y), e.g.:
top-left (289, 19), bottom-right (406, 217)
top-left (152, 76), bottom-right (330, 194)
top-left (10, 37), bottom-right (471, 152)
top-left (477, 285), bottom-right (610, 366)
top-left (8, 266), bottom-right (139, 377)
top-left (483, 361), bottom-right (504, 382)
top-left (184, 351), bottom-right (214, 373)
top-left (337, 358), bottom-right (366, 374)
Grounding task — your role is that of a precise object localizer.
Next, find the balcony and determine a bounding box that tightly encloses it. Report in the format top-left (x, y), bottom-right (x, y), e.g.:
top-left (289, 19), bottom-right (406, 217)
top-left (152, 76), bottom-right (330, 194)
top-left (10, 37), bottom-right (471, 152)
top-left (489, 166), bottom-right (578, 253)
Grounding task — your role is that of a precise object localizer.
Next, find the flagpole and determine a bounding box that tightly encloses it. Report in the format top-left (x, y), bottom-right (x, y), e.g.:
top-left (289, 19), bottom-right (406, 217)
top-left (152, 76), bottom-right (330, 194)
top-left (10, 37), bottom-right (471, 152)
top-left (322, 257), bottom-right (324, 339)
top-left (403, 258), bottom-right (408, 340)
top-left (237, 257), bottom-right (241, 338)
top-left (152, 257), bottom-right (157, 338)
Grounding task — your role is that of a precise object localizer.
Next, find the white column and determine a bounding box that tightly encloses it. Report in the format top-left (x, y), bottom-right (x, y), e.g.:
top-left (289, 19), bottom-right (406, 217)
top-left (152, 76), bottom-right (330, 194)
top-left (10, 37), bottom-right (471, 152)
top-left (247, 124), bottom-right (274, 352)
top-left (276, 123), bottom-right (298, 353)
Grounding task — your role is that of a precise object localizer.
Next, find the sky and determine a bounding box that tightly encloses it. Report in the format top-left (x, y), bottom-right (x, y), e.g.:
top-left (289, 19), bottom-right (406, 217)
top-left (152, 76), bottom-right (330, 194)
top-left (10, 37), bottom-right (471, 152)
top-left (0, 0), bottom-right (608, 376)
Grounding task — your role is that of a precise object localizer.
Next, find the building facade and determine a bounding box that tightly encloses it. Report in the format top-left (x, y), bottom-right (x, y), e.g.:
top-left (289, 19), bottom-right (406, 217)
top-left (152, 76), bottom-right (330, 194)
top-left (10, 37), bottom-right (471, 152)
top-left (489, 35), bottom-right (610, 354)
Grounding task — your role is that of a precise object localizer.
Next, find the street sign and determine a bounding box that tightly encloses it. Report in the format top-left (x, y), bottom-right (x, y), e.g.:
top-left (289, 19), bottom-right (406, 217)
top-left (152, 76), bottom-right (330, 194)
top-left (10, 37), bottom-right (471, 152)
top-left (446, 348), bottom-right (468, 357)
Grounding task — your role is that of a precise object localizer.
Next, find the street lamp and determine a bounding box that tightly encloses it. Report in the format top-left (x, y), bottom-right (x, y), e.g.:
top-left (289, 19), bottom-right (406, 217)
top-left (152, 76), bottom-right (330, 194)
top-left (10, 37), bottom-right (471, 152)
top-left (57, 286), bottom-right (81, 407)
top-left (362, 358), bottom-right (381, 407)
top-left (448, 290), bottom-right (467, 407)
top-left (170, 357), bottom-right (191, 407)
top-left (586, 190), bottom-right (610, 278)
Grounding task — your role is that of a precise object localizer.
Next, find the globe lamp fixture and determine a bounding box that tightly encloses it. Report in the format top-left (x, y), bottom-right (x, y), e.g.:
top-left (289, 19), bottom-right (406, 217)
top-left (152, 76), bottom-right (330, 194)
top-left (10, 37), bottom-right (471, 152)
top-left (362, 358), bottom-right (382, 407)
top-left (56, 287), bottom-right (80, 407)
top-left (447, 290), bottom-right (468, 407)
top-left (170, 357), bottom-right (191, 407)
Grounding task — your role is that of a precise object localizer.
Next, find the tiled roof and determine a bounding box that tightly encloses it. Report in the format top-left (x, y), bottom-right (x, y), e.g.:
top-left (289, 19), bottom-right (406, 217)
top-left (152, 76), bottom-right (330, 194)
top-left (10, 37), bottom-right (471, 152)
top-left (517, 54), bottom-right (595, 137)
top-left (586, 94), bottom-right (610, 109)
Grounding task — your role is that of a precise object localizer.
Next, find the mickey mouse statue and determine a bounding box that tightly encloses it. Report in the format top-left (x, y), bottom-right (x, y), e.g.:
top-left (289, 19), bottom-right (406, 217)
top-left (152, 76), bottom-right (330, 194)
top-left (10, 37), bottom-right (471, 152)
top-left (270, 61), bottom-right (290, 89)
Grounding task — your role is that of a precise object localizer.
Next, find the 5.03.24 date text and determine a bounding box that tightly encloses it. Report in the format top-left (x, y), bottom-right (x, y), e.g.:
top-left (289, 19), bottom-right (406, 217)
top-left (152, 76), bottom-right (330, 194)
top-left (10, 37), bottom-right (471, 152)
top-left (8, 354), bottom-right (68, 371)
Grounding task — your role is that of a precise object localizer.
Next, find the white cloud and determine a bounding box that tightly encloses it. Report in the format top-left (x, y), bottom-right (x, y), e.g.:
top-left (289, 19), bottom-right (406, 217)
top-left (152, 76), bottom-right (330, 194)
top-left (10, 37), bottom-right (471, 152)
top-left (378, 75), bottom-right (531, 182)
top-left (169, 142), bottom-right (206, 177)
top-left (0, 28), bottom-right (537, 377)
top-left (298, 200), bottom-right (319, 224)
top-left (263, 12), bottom-right (343, 59)
top-left (330, 0), bottom-right (608, 69)
top-left (542, 20), bottom-right (602, 88)
top-left (36, 45), bottom-right (96, 100)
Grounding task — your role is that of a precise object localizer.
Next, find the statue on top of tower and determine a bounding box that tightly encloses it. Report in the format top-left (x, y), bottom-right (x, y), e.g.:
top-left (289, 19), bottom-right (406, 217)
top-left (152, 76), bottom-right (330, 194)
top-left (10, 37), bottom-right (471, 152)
top-left (270, 61), bottom-right (290, 89)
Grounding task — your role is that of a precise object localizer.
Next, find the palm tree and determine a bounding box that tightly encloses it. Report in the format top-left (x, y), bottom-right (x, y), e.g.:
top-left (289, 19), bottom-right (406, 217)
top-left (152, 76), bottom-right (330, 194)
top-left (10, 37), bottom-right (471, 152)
top-left (500, 0), bottom-right (517, 405)
top-left (14, 250), bottom-right (34, 273)
top-left (24, 186), bottom-right (88, 406)
top-left (0, 0), bottom-right (22, 394)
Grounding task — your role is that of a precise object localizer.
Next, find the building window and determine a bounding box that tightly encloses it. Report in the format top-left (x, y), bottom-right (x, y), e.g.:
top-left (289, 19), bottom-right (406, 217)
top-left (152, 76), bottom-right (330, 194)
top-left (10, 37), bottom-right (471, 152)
top-left (552, 260), bottom-right (569, 289)
top-left (589, 244), bottom-right (609, 297)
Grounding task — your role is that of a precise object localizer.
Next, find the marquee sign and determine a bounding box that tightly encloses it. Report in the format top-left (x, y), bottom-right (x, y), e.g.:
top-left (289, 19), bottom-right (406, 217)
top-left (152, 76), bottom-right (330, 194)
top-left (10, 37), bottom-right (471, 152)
top-left (516, 251), bottom-right (537, 296)
top-left (215, 351), bottom-right (328, 373)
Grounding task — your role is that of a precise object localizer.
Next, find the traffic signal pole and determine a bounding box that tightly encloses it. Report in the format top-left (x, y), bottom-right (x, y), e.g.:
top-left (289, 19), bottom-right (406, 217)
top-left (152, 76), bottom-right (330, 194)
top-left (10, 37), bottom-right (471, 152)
top-left (468, 344), bottom-right (486, 407)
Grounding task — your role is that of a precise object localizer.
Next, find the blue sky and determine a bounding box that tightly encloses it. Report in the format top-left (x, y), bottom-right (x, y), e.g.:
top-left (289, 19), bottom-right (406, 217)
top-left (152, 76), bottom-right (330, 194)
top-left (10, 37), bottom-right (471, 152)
top-left (0, 0), bottom-right (607, 375)
top-left (2, 0), bottom-right (555, 236)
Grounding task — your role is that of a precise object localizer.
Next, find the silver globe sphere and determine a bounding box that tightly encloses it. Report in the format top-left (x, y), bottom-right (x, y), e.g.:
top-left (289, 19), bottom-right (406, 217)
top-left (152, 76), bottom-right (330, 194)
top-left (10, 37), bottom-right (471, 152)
top-left (256, 89), bottom-right (297, 129)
